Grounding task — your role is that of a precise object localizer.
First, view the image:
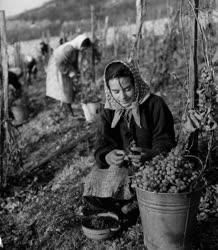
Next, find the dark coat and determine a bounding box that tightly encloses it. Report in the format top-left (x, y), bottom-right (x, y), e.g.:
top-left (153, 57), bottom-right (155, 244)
top-left (94, 94), bottom-right (176, 169)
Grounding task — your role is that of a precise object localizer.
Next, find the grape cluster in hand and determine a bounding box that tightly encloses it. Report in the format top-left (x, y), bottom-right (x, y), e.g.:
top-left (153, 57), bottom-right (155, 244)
top-left (131, 150), bottom-right (201, 193)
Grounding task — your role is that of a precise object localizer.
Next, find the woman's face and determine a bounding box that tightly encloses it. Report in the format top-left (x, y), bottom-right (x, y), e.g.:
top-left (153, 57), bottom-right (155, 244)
top-left (108, 76), bottom-right (135, 108)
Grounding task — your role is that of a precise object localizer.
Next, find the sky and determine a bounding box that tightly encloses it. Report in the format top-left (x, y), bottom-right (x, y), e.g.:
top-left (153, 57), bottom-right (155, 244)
top-left (0, 0), bottom-right (51, 17)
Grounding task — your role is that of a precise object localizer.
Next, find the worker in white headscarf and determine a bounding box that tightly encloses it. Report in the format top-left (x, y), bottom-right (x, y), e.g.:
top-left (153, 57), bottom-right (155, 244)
top-left (46, 34), bottom-right (92, 115)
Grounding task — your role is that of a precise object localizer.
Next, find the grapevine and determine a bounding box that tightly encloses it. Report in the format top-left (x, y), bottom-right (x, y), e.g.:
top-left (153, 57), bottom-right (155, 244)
top-left (131, 149), bottom-right (204, 193)
top-left (182, 66), bottom-right (217, 134)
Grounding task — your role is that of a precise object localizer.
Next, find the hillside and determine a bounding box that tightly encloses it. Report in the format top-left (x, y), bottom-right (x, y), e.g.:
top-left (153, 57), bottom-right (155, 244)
top-left (10, 0), bottom-right (172, 23)
top-left (7, 0), bottom-right (175, 42)
top-left (10, 0), bottom-right (135, 23)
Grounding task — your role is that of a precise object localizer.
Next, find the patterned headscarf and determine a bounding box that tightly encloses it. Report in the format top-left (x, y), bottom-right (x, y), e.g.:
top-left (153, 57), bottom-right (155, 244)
top-left (104, 59), bottom-right (150, 128)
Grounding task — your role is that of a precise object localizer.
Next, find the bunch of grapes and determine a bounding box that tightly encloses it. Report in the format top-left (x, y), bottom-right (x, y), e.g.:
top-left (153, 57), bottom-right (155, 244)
top-left (200, 66), bottom-right (214, 84)
top-left (198, 67), bottom-right (216, 109)
top-left (131, 149), bottom-right (202, 193)
top-left (196, 66), bottom-right (217, 131)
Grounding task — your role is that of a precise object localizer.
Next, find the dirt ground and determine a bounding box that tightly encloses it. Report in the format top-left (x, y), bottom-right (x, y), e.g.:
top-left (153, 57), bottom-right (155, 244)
top-left (0, 66), bottom-right (217, 250)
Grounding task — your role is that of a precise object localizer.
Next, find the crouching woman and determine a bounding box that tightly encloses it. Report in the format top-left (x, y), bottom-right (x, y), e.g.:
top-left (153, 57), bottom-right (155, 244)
top-left (83, 59), bottom-right (176, 222)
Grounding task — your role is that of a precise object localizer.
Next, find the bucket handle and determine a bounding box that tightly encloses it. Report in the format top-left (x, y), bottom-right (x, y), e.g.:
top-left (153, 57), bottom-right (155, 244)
top-left (110, 225), bottom-right (121, 232)
top-left (184, 154), bottom-right (206, 191)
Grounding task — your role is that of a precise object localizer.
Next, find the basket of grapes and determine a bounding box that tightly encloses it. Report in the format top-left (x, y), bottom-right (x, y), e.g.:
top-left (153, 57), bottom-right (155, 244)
top-left (81, 212), bottom-right (120, 240)
top-left (131, 149), bottom-right (205, 250)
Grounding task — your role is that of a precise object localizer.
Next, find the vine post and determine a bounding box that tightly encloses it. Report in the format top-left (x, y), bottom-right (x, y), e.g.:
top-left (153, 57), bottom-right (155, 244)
top-left (103, 16), bottom-right (109, 58)
top-left (14, 41), bottom-right (25, 85)
top-left (90, 5), bottom-right (96, 85)
top-left (133, 0), bottom-right (147, 61)
top-left (113, 27), bottom-right (118, 57)
top-left (188, 0), bottom-right (199, 154)
top-left (135, 0), bottom-right (143, 61)
top-left (0, 11), bottom-right (9, 188)
top-left (14, 41), bottom-right (22, 68)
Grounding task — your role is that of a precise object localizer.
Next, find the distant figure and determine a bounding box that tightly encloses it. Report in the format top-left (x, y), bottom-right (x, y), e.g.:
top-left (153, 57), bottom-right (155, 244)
top-left (24, 55), bottom-right (38, 84)
top-left (46, 34), bottom-right (93, 115)
top-left (0, 70), bottom-right (22, 115)
top-left (39, 41), bottom-right (53, 67)
top-left (9, 67), bottom-right (23, 79)
top-left (0, 69), bottom-right (29, 125)
top-left (8, 71), bottom-right (22, 98)
top-left (59, 35), bottom-right (68, 45)
top-left (39, 41), bottom-right (49, 57)
top-left (8, 71), bottom-right (29, 125)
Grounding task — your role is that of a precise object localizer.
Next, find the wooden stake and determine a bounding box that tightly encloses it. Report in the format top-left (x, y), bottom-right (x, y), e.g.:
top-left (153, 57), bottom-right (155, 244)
top-left (188, 0), bottom-right (199, 154)
top-left (0, 11), bottom-right (9, 186)
top-left (91, 5), bottom-right (96, 84)
top-left (136, 0), bottom-right (143, 58)
top-left (103, 16), bottom-right (109, 57)
top-left (189, 0), bottom-right (199, 108)
top-left (133, 0), bottom-right (146, 60)
top-left (14, 41), bottom-right (21, 67)
top-left (113, 27), bottom-right (119, 57)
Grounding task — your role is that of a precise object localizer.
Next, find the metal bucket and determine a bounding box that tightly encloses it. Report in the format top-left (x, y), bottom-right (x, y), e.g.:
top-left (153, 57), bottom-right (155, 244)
top-left (136, 188), bottom-right (201, 250)
top-left (81, 102), bottom-right (100, 123)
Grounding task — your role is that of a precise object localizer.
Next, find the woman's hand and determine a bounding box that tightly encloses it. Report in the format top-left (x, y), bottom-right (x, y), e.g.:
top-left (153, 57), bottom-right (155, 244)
top-left (128, 147), bottom-right (152, 167)
top-left (105, 149), bottom-right (125, 166)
